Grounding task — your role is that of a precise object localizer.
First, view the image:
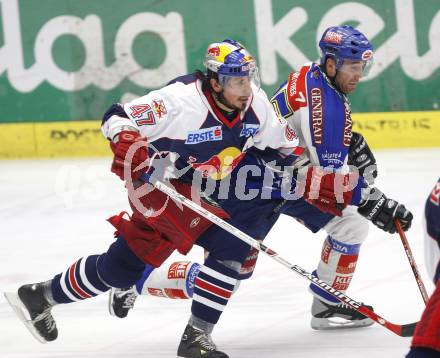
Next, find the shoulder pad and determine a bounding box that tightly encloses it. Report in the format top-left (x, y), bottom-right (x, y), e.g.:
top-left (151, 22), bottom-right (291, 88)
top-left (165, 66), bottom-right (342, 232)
top-left (270, 83), bottom-right (291, 121)
top-left (166, 73), bottom-right (198, 86)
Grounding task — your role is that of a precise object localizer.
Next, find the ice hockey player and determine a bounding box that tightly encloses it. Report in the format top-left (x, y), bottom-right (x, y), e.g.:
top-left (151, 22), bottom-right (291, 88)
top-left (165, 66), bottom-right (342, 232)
top-left (259, 24), bottom-right (413, 329)
top-left (110, 25), bottom-right (413, 341)
top-left (4, 39), bottom-right (303, 358)
top-left (407, 177), bottom-right (440, 357)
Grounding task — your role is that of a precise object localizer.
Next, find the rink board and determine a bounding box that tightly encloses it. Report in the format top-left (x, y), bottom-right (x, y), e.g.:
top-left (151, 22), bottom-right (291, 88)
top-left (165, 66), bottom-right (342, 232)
top-left (0, 111), bottom-right (439, 158)
top-left (0, 120), bottom-right (108, 159)
top-left (352, 111), bottom-right (440, 149)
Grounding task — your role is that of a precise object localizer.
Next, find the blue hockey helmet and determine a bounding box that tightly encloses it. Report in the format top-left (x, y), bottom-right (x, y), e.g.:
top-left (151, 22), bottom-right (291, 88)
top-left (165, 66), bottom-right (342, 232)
top-left (319, 26), bottom-right (374, 77)
top-left (204, 39), bottom-right (260, 90)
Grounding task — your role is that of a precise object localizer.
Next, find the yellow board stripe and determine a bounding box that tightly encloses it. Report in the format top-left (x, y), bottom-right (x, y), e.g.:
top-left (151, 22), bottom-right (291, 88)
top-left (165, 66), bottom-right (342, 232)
top-left (0, 111), bottom-right (439, 159)
top-left (352, 111), bottom-right (440, 149)
top-left (0, 120), bottom-right (109, 159)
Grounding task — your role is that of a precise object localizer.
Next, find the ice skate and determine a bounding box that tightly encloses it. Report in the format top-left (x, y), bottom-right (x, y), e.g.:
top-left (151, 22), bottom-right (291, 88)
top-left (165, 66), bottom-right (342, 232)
top-left (108, 286), bottom-right (138, 318)
top-left (311, 297), bottom-right (374, 330)
top-left (4, 282), bottom-right (57, 343)
top-left (177, 324), bottom-right (228, 358)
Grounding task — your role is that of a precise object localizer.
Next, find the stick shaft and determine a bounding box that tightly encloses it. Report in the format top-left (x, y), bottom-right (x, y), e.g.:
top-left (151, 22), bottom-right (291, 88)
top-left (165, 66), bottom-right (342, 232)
top-left (395, 220), bottom-right (430, 304)
top-left (141, 174), bottom-right (417, 336)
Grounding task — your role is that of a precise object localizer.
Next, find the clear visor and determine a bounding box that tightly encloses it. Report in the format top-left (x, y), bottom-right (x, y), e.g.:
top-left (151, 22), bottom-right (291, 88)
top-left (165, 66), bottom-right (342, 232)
top-left (338, 58), bottom-right (374, 78)
top-left (218, 66), bottom-right (260, 96)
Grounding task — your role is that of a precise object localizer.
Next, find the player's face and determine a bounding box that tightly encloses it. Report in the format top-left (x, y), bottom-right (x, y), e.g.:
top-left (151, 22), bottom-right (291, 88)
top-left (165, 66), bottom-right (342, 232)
top-left (335, 60), bottom-right (364, 94)
top-left (221, 76), bottom-right (252, 110)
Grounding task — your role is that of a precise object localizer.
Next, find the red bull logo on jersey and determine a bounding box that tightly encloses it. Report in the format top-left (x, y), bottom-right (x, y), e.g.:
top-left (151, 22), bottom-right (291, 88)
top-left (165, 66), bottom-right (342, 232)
top-left (152, 99), bottom-right (167, 119)
top-left (185, 126), bottom-right (223, 144)
top-left (188, 147), bottom-right (245, 180)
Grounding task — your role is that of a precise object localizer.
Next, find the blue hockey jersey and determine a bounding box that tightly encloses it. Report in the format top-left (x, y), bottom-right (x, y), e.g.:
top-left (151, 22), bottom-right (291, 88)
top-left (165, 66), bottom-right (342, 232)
top-left (242, 62), bottom-right (365, 203)
top-left (425, 177), bottom-right (440, 283)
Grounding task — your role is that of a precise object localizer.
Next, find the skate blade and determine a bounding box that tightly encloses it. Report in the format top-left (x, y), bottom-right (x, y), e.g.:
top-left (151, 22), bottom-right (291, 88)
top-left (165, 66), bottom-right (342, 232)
top-left (311, 316), bottom-right (374, 330)
top-left (4, 292), bottom-right (48, 344)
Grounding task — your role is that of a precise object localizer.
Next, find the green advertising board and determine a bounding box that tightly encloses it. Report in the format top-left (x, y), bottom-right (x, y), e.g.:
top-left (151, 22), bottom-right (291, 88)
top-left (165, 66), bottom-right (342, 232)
top-left (0, 0), bottom-right (439, 124)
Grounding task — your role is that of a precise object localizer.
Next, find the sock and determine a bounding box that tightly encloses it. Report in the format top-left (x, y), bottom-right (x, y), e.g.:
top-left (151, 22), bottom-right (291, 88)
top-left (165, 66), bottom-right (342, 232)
top-left (51, 255), bottom-right (109, 304)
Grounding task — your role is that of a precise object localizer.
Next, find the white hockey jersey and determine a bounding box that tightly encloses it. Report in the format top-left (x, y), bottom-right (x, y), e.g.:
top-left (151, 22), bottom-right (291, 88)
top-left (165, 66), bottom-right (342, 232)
top-left (102, 73), bottom-right (299, 182)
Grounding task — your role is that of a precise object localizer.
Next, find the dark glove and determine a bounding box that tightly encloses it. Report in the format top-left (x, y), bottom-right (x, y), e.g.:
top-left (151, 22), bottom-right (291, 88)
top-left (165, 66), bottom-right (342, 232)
top-left (110, 130), bottom-right (149, 181)
top-left (357, 188), bottom-right (413, 233)
top-left (302, 166), bottom-right (356, 217)
top-left (348, 132), bottom-right (377, 185)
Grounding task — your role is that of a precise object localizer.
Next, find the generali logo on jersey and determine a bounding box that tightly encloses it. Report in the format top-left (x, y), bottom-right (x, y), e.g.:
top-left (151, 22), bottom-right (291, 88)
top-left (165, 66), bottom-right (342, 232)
top-left (343, 102), bottom-right (352, 147)
top-left (310, 87), bottom-right (323, 145)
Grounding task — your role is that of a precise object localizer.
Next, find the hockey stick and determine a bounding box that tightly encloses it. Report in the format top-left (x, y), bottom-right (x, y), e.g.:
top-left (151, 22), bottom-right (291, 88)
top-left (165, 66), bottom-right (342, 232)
top-left (140, 173), bottom-right (417, 336)
top-left (395, 220), bottom-right (429, 304)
